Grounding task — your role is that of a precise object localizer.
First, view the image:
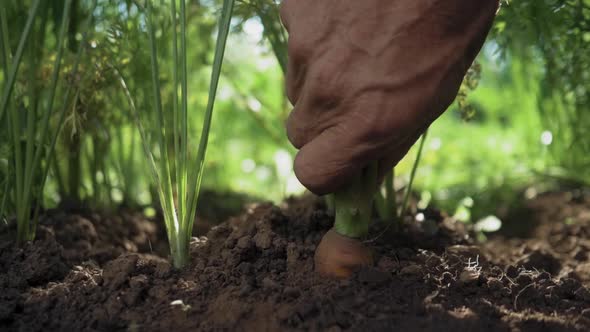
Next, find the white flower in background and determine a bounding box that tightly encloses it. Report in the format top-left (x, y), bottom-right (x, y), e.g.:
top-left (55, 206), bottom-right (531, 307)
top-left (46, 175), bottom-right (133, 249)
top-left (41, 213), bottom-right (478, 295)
top-left (541, 130), bottom-right (553, 146)
top-left (256, 167), bottom-right (272, 181)
top-left (429, 137), bottom-right (442, 150)
top-left (243, 18), bottom-right (264, 41)
top-left (247, 97), bottom-right (262, 113)
top-left (241, 159), bottom-right (256, 173)
top-left (415, 213), bottom-right (425, 222)
top-left (475, 215), bottom-right (502, 233)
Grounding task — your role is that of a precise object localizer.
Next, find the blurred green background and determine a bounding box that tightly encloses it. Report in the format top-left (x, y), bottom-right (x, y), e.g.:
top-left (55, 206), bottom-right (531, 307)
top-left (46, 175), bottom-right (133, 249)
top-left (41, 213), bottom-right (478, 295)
top-left (1, 0), bottom-right (589, 226)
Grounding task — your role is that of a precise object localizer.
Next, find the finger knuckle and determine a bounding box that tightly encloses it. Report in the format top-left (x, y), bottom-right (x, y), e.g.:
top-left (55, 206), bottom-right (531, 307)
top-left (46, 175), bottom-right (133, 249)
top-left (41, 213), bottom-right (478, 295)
top-left (286, 110), bottom-right (309, 149)
top-left (308, 68), bottom-right (340, 109)
top-left (286, 125), bottom-right (305, 149)
top-left (366, 115), bottom-right (394, 143)
top-left (288, 35), bottom-right (311, 64)
top-left (293, 153), bottom-right (324, 194)
top-left (351, 94), bottom-right (396, 144)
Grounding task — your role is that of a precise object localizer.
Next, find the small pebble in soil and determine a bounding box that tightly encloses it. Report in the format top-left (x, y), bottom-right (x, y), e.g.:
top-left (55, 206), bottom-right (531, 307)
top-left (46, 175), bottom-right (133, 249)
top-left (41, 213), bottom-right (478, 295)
top-left (236, 236), bottom-right (252, 249)
top-left (295, 301), bottom-right (318, 319)
top-left (154, 261), bottom-right (172, 279)
top-left (239, 284), bottom-right (254, 297)
top-left (237, 262), bottom-right (254, 275)
top-left (254, 231), bottom-right (273, 250)
top-left (516, 250), bottom-right (561, 275)
top-left (283, 287), bottom-right (300, 299)
top-left (400, 264), bottom-right (422, 275)
top-left (377, 256), bottom-right (397, 271)
top-left (129, 274), bottom-right (148, 289)
top-left (224, 237), bottom-right (237, 249)
top-left (459, 269), bottom-right (480, 283)
top-left (102, 254), bottom-right (138, 289)
top-left (170, 300), bottom-right (191, 312)
top-left (575, 286), bottom-right (590, 302)
top-left (286, 243), bottom-right (300, 268)
top-left (262, 277), bottom-right (280, 290)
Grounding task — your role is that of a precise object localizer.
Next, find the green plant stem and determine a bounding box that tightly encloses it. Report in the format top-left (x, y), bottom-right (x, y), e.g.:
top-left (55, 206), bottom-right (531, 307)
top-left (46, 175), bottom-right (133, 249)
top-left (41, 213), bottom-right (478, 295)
top-left (179, 0), bottom-right (189, 229)
top-left (31, 0), bottom-right (98, 235)
top-left (171, 0), bottom-right (182, 222)
top-left (333, 162), bottom-right (378, 239)
top-left (51, 155), bottom-right (66, 199)
top-left (138, 0), bottom-right (236, 268)
top-left (0, 178), bottom-right (8, 223)
top-left (374, 168), bottom-right (397, 223)
top-left (67, 134), bottom-right (82, 202)
top-left (385, 169), bottom-right (396, 218)
top-left (9, 110), bottom-right (24, 241)
top-left (400, 129), bottom-right (429, 218)
top-left (145, 0), bottom-right (178, 267)
top-left (185, 0), bottom-right (236, 244)
top-left (10, 0), bottom-right (67, 244)
top-left (325, 194), bottom-right (335, 215)
top-left (0, 7), bottom-right (12, 72)
top-left (0, 0), bottom-right (41, 124)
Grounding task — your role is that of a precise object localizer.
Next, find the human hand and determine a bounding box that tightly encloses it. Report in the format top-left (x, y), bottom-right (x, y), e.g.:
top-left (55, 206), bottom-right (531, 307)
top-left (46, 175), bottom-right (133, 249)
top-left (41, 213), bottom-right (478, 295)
top-left (280, 0), bottom-right (499, 194)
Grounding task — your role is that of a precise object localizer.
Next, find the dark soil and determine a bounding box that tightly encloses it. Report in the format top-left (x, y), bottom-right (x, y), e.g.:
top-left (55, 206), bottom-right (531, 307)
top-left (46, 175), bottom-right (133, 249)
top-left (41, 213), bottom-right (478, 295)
top-left (1, 191), bottom-right (590, 331)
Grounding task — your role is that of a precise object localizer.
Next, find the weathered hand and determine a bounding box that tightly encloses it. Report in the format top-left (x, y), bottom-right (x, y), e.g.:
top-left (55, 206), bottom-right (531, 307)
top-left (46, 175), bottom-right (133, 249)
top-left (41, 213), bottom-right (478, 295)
top-left (280, 0), bottom-right (499, 194)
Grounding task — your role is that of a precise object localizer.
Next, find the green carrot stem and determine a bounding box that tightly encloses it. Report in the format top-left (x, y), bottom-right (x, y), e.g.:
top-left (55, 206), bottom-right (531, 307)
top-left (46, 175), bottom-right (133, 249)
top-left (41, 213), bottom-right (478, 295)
top-left (385, 168), bottom-right (396, 220)
top-left (400, 129), bottom-right (429, 218)
top-left (333, 162), bottom-right (378, 239)
top-left (325, 194), bottom-right (335, 215)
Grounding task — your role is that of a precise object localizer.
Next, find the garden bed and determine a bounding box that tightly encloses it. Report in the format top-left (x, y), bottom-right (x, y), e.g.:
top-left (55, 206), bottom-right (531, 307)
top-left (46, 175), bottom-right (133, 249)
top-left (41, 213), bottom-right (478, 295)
top-left (1, 192), bottom-right (590, 331)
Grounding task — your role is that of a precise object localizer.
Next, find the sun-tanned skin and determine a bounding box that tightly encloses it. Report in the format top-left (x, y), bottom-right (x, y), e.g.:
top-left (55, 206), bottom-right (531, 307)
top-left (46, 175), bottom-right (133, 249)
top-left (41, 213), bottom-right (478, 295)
top-left (280, 0), bottom-right (500, 195)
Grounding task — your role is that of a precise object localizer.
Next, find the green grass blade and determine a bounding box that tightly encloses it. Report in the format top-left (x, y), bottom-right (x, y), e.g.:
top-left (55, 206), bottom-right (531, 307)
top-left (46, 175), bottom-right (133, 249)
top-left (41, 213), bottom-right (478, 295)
top-left (31, 0), bottom-right (98, 234)
top-left (22, 37), bottom-right (39, 235)
top-left (386, 168), bottom-right (397, 220)
top-left (0, 6), bottom-right (12, 225)
top-left (21, 0), bottom-right (72, 241)
top-left (171, 0), bottom-right (182, 221)
top-left (114, 69), bottom-right (162, 203)
top-left (117, 70), bottom-right (177, 250)
top-left (400, 129), bottom-right (429, 218)
top-left (0, 0), bottom-right (41, 125)
top-left (146, 0), bottom-right (182, 264)
top-left (186, 0), bottom-right (236, 238)
top-left (0, 7), bottom-right (12, 73)
top-left (8, 103), bottom-right (23, 241)
top-left (0, 178), bottom-right (8, 223)
top-left (179, 0), bottom-right (189, 223)
top-left (375, 168), bottom-right (397, 221)
top-left (149, 4), bottom-right (176, 213)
